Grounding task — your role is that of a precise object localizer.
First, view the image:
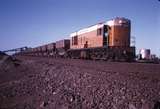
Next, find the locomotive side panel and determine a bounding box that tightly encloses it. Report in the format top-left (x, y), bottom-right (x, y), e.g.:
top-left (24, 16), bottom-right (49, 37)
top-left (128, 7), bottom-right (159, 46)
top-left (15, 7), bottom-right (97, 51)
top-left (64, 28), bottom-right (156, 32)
top-left (70, 24), bottom-right (104, 49)
top-left (71, 30), bottom-right (103, 49)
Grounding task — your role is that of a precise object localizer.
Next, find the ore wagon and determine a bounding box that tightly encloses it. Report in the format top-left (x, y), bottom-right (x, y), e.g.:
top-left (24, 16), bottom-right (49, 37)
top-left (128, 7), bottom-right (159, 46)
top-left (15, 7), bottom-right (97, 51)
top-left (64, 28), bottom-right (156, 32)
top-left (55, 39), bottom-right (70, 57)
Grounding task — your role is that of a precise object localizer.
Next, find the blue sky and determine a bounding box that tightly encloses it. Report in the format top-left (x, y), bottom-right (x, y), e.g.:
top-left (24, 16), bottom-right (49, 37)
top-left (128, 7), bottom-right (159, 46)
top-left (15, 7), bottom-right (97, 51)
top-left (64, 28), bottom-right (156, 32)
top-left (0, 0), bottom-right (160, 55)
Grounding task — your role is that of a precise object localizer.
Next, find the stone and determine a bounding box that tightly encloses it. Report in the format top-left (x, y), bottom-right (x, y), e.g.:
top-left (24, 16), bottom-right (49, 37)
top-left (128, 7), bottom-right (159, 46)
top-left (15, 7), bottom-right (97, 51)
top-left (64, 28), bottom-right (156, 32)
top-left (129, 103), bottom-right (137, 109)
top-left (40, 101), bottom-right (48, 108)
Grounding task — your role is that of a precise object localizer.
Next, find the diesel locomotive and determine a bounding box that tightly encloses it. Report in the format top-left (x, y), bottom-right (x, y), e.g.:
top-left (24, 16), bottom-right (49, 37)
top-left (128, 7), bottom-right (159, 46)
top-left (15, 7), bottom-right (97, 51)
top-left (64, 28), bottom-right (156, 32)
top-left (19, 17), bottom-right (136, 61)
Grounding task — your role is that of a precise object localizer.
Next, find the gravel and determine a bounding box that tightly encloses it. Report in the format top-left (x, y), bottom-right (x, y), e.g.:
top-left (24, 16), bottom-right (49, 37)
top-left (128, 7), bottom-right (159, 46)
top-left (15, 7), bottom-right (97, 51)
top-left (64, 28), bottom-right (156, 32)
top-left (0, 56), bottom-right (160, 109)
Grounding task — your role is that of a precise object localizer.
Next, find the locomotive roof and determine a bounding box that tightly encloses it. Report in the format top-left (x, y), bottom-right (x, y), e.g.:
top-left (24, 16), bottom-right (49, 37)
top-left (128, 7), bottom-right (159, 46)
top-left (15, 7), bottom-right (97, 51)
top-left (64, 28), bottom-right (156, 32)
top-left (70, 17), bottom-right (130, 37)
top-left (70, 23), bottom-right (105, 37)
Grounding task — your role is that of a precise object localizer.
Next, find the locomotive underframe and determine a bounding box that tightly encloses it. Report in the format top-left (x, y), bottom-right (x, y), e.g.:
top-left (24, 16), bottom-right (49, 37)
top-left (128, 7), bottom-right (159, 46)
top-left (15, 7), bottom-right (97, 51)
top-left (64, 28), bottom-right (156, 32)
top-left (67, 46), bottom-right (135, 62)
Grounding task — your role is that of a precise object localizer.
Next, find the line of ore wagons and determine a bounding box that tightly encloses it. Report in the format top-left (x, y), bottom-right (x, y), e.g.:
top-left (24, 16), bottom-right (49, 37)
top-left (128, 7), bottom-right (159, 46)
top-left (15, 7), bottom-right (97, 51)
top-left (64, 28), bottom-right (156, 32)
top-left (21, 17), bottom-right (135, 61)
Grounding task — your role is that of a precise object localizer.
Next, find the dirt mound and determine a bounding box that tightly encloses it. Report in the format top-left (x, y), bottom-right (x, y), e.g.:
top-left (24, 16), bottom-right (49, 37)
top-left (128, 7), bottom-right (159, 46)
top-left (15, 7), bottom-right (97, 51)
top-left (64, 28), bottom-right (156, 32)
top-left (0, 55), bottom-right (22, 84)
top-left (0, 55), bottom-right (23, 85)
top-left (0, 54), bottom-right (21, 68)
top-left (0, 51), bottom-right (7, 60)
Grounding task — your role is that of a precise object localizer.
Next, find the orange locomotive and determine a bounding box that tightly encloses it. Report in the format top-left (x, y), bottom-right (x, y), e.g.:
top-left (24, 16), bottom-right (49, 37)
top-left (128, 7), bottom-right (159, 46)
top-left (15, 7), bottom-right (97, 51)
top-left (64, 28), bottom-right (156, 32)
top-left (68, 17), bottom-right (135, 61)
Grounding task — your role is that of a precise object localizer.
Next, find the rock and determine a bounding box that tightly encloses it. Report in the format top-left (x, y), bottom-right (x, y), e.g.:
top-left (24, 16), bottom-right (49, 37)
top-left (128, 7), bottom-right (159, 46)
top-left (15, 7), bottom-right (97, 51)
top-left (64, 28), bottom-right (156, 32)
top-left (129, 103), bottom-right (137, 109)
top-left (53, 91), bottom-right (56, 95)
top-left (40, 101), bottom-right (48, 108)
